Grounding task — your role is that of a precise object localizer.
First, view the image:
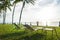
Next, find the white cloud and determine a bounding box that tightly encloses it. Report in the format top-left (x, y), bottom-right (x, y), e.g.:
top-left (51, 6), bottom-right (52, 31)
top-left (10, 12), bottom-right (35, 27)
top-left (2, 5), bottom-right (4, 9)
top-left (38, 0), bottom-right (54, 6)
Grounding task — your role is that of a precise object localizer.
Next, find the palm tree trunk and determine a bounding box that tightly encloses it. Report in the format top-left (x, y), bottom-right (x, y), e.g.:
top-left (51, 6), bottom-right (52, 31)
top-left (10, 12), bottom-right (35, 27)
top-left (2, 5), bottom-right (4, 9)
top-left (3, 11), bottom-right (6, 24)
top-left (12, 4), bottom-right (16, 24)
top-left (19, 0), bottom-right (25, 25)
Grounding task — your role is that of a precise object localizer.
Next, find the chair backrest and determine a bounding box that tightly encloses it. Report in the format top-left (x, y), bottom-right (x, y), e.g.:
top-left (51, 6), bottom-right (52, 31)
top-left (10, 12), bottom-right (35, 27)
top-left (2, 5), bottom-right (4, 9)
top-left (23, 24), bottom-right (34, 31)
top-left (13, 23), bottom-right (20, 29)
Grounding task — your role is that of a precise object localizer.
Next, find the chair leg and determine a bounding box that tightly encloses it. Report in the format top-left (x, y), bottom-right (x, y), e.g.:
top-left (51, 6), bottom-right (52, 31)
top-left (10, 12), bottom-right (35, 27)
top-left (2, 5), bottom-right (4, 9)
top-left (54, 28), bottom-right (59, 40)
top-left (41, 29), bottom-right (44, 33)
top-left (52, 30), bottom-right (53, 40)
top-left (44, 30), bottom-right (47, 40)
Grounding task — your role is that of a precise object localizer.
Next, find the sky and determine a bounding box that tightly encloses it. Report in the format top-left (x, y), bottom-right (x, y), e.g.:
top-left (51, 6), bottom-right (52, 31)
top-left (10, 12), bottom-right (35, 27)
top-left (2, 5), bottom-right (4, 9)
top-left (0, 0), bottom-right (60, 26)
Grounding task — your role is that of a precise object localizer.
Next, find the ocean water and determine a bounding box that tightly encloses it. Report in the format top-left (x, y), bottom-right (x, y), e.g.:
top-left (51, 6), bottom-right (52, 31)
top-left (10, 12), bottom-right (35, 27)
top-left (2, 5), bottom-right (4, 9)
top-left (21, 21), bottom-right (59, 26)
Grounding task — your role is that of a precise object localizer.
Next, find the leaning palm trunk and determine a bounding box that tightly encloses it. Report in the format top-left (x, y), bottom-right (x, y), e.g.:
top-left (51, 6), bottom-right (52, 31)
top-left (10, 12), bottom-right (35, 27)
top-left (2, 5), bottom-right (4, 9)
top-left (19, 0), bottom-right (25, 25)
top-left (3, 11), bottom-right (6, 24)
top-left (12, 4), bottom-right (16, 24)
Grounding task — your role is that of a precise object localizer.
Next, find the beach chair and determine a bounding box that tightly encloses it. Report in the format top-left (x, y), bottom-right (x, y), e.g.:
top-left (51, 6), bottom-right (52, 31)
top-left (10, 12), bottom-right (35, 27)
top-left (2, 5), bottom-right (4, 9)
top-left (23, 24), bottom-right (59, 40)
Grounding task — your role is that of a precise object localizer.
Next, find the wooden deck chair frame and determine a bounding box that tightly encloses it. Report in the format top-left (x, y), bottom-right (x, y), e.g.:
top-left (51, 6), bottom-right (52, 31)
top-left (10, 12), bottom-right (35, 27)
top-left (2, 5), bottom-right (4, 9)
top-left (23, 24), bottom-right (59, 40)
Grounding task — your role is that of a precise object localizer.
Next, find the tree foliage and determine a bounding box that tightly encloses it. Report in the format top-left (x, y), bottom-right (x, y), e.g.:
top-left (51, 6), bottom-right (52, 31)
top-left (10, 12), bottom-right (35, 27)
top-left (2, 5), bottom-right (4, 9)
top-left (13, 0), bottom-right (35, 4)
top-left (0, 0), bottom-right (12, 13)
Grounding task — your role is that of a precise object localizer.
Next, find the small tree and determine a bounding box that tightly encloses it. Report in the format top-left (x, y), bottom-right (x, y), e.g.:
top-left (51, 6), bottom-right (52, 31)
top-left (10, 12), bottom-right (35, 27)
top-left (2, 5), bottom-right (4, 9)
top-left (36, 21), bottom-right (39, 26)
top-left (0, 0), bottom-right (12, 24)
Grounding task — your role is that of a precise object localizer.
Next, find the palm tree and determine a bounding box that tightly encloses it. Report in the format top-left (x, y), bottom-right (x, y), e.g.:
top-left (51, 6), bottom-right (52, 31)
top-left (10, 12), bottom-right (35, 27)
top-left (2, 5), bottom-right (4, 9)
top-left (19, 0), bottom-right (35, 25)
top-left (19, 0), bottom-right (25, 25)
top-left (0, 0), bottom-right (12, 24)
top-left (13, 0), bottom-right (35, 25)
top-left (12, 4), bottom-right (16, 24)
top-left (12, 0), bottom-right (23, 24)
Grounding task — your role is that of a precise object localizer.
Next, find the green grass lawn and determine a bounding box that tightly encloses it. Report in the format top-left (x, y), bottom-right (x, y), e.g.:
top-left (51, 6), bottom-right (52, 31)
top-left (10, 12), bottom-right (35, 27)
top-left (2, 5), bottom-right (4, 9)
top-left (0, 24), bottom-right (60, 40)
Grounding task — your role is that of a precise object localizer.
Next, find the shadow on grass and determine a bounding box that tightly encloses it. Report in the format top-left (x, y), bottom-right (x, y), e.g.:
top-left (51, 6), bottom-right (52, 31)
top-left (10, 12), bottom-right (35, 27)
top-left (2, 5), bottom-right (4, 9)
top-left (15, 33), bottom-right (45, 40)
top-left (0, 30), bottom-right (45, 40)
top-left (0, 31), bottom-right (26, 39)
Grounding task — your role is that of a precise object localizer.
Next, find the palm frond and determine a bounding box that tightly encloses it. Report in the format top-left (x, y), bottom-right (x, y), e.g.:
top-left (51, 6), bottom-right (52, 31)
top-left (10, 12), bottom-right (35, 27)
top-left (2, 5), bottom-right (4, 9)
top-left (13, 0), bottom-right (35, 5)
top-left (8, 6), bottom-right (11, 11)
top-left (13, 0), bottom-right (23, 4)
top-left (0, 0), bottom-right (12, 13)
top-left (25, 0), bottom-right (35, 4)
